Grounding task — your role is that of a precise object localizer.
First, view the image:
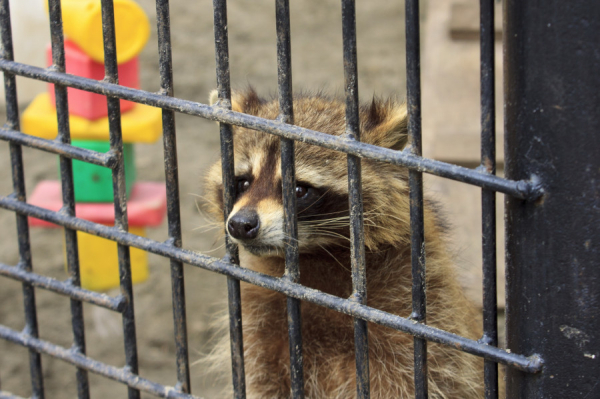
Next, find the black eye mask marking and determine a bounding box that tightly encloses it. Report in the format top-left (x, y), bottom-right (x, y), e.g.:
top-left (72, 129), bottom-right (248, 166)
top-left (233, 176), bottom-right (348, 224)
top-left (296, 183), bottom-right (348, 222)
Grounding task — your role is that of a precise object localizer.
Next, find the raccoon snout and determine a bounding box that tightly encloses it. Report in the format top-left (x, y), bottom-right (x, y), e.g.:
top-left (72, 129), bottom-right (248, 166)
top-left (228, 210), bottom-right (260, 240)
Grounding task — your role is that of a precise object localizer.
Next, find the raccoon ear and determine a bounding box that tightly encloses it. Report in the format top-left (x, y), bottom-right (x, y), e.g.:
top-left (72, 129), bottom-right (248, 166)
top-left (362, 98), bottom-right (408, 151)
top-left (231, 87), bottom-right (262, 115)
top-left (209, 89), bottom-right (219, 106)
top-left (209, 87), bottom-right (262, 115)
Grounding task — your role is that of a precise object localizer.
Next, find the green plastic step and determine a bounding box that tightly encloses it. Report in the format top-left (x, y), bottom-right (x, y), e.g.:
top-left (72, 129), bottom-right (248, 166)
top-left (64, 140), bottom-right (136, 202)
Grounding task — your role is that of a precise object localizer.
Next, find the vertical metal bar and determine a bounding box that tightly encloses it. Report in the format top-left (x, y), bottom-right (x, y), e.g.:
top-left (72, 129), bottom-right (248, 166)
top-left (99, 1), bottom-right (139, 398)
top-left (405, 0), bottom-right (428, 397)
top-left (341, 1), bottom-right (369, 397)
top-left (0, 2), bottom-right (45, 398)
top-left (504, 0), bottom-right (600, 396)
top-left (47, 0), bottom-right (90, 397)
top-left (212, 1), bottom-right (246, 397)
top-left (275, 1), bottom-right (304, 397)
top-left (155, 0), bottom-right (191, 394)
top-left (479, 0), bottom-right (498, 398)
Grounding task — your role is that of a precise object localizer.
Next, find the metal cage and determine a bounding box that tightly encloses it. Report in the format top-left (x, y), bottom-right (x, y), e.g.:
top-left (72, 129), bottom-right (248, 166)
top-left (0, 0), bottom-right (598, 398)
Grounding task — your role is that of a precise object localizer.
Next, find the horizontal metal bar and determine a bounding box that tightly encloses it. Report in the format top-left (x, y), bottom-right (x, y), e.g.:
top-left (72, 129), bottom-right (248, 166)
top-left (0, 195), bottom-right (544, 373)
top-left (0, 390), bottom-right (27, 399)
top-left (0, 127), bottom-right (115, 168)
top-left (0, 326), bottom-right (200, 399)
top-left (0, 263), bottom-right (126, 312)
top-left (0, 60), bottom-right (541, 200)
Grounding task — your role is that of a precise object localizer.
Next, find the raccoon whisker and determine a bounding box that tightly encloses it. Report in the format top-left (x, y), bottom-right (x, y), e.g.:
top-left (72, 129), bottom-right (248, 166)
top-left (193, 199), bottom-right (224, 227)
top-left (317, 243), bottom-right (350, 273)
top-left (308, 229), bottom-right (351, 243)
top-left (363, 221), bottom-right (405, 236)
top-left (300, 208), bottom-right (349, 218)
top-left (282, 234), bottom-right (300, 244)
top-left (363, 210), bottom-right (408, 224)
top-left (188, 192), bottom-right (220, 208)
top-left (302, 215), bottom-right (378, 226)
top-left (302, 217), bottom-right (350, 225)
top-left (192, 223), bottom-right (222, 233)
top-left (301, 218), bottom-right (353, 228)
top-left (198, 242), bottom-right (226, 254)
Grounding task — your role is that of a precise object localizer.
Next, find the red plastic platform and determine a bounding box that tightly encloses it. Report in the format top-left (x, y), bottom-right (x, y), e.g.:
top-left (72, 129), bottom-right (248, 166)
top-left (28, 180), bottom-right (167, 228)
top-left (47, 40), bottom-right (139, 120)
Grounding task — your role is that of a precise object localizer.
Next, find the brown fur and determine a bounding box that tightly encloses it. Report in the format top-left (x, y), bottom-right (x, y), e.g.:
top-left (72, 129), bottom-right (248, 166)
top-left (203, 89), bottom-right (493, 398)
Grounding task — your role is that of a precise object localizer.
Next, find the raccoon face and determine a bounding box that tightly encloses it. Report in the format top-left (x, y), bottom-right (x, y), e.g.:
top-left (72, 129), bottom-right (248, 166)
top-left (204, 88), bottom-right (410, 257)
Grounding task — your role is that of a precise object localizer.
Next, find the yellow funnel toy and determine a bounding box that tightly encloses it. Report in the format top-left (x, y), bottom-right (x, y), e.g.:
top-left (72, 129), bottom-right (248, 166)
top-left (22, 93), bottom-right (162, 143)
top-left (60, 0), bottom-right (150, 64)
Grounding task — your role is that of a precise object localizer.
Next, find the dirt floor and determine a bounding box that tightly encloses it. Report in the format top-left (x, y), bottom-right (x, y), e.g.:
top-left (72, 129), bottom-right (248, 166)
top-left (0, 1), bottom-right (503, 398)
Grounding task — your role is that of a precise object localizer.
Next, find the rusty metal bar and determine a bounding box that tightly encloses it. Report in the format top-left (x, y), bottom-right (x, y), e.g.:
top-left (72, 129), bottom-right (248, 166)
top-left (0, 0), bottom-right (45, 397)
top-left (47, 0), bottom-right (90, 396)
top-left (155, 0), bottom-right (191, 393)
top-left (341, 0), bottom-right (370, 397)
top-left (406, 0), bottom-right (428, 396)
top-left (212, 0), bottom-right (246, 397)
top-left (0, 60), bottom-right (542, 201)
top-left (0, 127), bottom-right (116, 167)
top-left (275, 0), bottom-right (305, 397)
top-left (479, 0), bottom-right (499, 398)
top-left (0, 263), bottom-right (126, 312)
top-left (0, 195), bottom-right (543, 373)
top-left (0, 326), bottom-right (201, 399)
top-left (99, 1), bottom-right (139, 398)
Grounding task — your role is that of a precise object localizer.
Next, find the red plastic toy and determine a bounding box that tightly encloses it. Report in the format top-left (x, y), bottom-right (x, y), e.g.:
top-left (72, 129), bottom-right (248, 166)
top-left (46, 40), bottom-right (139, 120)
top-left (28, 180), bottom-right (167, 228)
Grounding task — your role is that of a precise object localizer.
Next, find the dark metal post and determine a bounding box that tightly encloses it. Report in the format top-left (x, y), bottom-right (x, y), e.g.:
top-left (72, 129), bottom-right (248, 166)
top-left (504, 0), bottom-right (600, 397)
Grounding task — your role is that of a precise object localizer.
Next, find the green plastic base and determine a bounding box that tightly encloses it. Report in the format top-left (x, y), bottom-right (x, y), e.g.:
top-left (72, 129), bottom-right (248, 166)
top-left (65, 140), bottom-right (136, 202)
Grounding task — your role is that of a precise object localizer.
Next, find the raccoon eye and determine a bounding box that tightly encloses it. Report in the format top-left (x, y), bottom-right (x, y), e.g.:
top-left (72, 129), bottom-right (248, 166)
top-left (237, 178), bottom-right (251, 196)
top-left (295, 184), bottom-right (320, 202)
top-left (295, 185), bottom-right (308, 198)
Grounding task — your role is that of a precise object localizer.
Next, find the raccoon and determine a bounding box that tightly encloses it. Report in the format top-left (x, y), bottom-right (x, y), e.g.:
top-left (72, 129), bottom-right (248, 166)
top-left (203, 88), bottom-right (486, 398)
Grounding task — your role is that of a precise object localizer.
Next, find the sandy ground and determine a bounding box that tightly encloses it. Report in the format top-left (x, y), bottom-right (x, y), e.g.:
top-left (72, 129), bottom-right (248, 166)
top-left (0, 1), bottom-right (420, 398)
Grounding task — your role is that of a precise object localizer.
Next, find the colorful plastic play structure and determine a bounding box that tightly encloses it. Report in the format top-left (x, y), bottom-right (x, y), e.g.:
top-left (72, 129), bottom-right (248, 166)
top-left (25, 0), bottom-right (166, 292)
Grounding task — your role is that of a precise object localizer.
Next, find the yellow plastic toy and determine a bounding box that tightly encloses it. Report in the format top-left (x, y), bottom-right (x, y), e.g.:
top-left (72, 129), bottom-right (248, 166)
top-left (59, 0), bottom-right (150, 64)
top-left (70, 227), bottom-right (149, 291)
top-left (22, 93), bottom-right (162, 143)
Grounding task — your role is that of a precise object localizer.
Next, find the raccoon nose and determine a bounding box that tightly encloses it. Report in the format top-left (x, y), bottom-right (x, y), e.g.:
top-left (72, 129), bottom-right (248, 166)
top-left (228, 210), bottom-right (260, 240)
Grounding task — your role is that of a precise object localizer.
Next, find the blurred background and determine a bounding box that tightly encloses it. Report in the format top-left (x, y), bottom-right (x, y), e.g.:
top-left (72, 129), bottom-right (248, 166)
top-left (0, 0), bottom-right (505, 397)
